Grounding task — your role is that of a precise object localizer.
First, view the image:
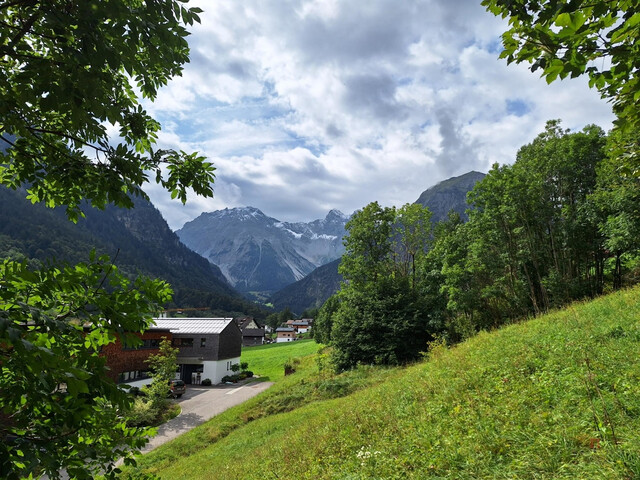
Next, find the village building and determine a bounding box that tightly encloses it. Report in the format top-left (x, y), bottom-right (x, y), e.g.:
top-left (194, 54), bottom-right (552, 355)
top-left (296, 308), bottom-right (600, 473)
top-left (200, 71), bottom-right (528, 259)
top-left (153, 317), bottom-right (242, 385)
top-left (101, 328), bottom-right (173, 387)
top-left (235, 316), bottom-right (266, 346)
top-left (101, 317), bottom-right (242, 387)
top-left (276, 326), bottom-right (296, 343)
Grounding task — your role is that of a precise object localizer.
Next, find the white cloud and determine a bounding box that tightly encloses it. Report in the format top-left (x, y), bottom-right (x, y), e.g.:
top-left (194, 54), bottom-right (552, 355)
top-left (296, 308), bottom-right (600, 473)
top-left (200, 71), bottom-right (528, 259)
top-left (142, 0), bottom-right (615, 230)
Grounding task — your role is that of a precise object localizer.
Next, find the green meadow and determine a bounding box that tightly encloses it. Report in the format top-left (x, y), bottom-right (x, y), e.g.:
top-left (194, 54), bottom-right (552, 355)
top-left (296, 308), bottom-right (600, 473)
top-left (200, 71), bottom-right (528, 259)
top-left (240, 339), bottom-right (322, 381)
top-left (126, 286), bottom-right (640, 479)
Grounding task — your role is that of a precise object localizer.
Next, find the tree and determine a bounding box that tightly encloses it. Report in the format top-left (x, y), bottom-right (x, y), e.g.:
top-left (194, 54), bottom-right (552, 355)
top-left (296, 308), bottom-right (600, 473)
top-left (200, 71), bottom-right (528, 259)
top-left (0, 1), bottom-right (215, 219)
top-left (0, 2), bottom-right (214, 478)
top-left (313, 294), bottom-right (340, 345)
top-left (482, 0), bottom-right (640, 171)
top-left (145, 338), bottom-right (179, 408)
top-left (330, 203), bottom-right (440, 370)
top-left (438, 122), bottom-right (608, 331)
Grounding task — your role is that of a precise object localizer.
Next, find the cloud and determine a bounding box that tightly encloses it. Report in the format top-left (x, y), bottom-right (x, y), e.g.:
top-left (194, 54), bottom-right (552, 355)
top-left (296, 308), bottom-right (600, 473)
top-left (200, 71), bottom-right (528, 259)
top-left (142, 0), bottom-right (616, 230)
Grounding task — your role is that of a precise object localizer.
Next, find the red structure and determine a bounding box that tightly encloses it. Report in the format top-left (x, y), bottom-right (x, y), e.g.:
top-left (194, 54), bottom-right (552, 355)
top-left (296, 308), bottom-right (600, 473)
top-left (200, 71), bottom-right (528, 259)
top-left (100, 329), bottom-right (172, 384)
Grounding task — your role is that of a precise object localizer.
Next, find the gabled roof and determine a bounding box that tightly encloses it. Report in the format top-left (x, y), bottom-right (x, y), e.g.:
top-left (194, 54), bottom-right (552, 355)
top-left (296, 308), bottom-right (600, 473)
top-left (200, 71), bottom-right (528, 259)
top-left (276, 327), bottom-right (295, 332)
top-left (152, 318), bottom-right (235, 334)
top-left (235, 316), bottom-right (264, 330)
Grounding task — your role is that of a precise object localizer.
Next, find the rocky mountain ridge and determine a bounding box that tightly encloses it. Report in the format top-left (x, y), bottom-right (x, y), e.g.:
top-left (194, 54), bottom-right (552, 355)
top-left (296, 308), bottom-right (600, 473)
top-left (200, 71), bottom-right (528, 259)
top-left (176, 207), bottom-right (350, 295)
top-left (268, 170), bottom-right (486, 313)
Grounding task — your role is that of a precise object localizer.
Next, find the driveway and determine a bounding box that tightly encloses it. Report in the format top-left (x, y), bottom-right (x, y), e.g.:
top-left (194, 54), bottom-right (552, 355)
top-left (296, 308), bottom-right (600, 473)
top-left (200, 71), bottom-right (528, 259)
top-left (141, 379), bottom-right (273, 452)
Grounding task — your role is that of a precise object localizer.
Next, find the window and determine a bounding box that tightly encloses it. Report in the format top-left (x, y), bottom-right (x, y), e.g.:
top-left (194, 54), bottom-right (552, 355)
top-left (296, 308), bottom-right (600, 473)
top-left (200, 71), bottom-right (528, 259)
top-left (117, 370), bottom-right (151, 384)
top-left (200, 337), bottom-right (206, 348)
top-left (172, 337), bottom-right (193, 347)
top-left (121, 338), bottom-right (160, 350)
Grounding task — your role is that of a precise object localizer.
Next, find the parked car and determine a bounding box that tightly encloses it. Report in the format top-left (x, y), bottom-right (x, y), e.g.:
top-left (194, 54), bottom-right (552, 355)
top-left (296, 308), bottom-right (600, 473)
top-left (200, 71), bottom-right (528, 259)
top-left (169, 379), bottom-right (186, 398)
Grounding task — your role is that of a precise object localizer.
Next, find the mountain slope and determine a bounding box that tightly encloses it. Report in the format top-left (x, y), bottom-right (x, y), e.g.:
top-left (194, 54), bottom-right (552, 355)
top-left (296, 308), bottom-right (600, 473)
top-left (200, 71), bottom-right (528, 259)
top-left (414, 170), bottom-right (485, 222)
top-left (177, 208), bottom-right (349, 294)
top-left (0, 187), bottom-right (264, 317)
top-left (130, 286), bottom-right (640, 480)
top-left (268, 258), bottom-right (343, 314)
top-left (268, 171), bottom-right (486, 313)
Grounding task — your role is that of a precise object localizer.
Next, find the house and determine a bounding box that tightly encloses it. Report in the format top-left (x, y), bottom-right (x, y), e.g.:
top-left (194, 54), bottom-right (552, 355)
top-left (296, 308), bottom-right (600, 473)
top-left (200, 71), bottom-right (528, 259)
top-left (290, 319), bottom-right (312, 333)
top-left (235, 317), bottom-right (266, 346)
top-left (100, 328), bottom-right (173, 388)
top-left (276, 327), bottom-right (296, 343)
top-left (152, 317), bottom-right (242, 385)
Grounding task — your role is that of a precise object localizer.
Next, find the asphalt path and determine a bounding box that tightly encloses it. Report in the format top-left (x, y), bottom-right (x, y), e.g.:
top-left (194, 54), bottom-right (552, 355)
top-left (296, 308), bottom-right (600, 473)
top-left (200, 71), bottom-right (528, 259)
top-left (141, 379), bottom-right (273, 452)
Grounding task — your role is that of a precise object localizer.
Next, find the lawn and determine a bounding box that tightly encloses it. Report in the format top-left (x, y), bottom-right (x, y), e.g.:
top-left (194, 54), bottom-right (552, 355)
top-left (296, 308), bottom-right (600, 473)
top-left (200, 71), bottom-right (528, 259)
top-left (240, 339), bottom-right (322, 381)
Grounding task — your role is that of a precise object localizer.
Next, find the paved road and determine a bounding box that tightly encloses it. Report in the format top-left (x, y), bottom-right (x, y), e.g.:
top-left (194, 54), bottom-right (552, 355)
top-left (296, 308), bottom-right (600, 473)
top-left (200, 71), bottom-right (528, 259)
top-left (142, 380), bottom-right (273, 452)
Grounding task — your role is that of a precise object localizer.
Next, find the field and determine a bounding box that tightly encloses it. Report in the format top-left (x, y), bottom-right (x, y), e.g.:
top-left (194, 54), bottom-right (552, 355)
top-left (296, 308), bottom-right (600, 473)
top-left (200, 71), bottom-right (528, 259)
top-left (126, 286), bottom-right (640, 479)
top-left (240, 339), bottom-right (321, 380)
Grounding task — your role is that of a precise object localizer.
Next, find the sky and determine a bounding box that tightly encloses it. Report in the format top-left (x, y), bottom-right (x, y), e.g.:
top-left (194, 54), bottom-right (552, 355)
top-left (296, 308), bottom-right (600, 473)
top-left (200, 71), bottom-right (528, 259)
top-left (142, 0), bottom-right (616, 231)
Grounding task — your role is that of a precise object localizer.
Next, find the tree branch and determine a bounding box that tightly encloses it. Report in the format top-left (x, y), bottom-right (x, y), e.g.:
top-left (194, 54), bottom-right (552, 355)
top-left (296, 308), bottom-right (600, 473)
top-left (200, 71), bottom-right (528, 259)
top-left (7, 4), bottom-right (41, 51)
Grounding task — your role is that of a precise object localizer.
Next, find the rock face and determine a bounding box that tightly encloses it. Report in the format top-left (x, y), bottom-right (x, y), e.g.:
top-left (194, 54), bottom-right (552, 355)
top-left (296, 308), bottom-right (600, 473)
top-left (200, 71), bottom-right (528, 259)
top-left (176, 207), bottom-right (350, 294)
top-left (414, 171), bottom-right (486, 222)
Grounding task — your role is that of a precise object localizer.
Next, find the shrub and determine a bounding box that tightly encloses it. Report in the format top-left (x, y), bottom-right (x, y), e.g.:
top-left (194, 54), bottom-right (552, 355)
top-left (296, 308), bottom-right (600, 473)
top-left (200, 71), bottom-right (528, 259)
top-left (201, 378), bottom-right (212, 386)
top-left (244, 370), bottom-right (254, 378)
top-left (284, 357), bottom-right (301, 375)
top-left (128, 386), bottom-right (145, 397)
top-left (126, 397), bottom-right (160, 427)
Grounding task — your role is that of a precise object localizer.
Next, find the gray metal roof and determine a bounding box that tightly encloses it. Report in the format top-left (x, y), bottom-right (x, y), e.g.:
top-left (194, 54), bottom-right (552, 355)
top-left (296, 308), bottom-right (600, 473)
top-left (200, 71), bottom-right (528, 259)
top-left (152, 318), bottom-right (234, 334)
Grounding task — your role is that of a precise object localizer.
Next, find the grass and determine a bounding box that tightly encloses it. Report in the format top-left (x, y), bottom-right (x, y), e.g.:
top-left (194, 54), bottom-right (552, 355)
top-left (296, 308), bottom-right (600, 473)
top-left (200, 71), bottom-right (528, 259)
top-left (126, 286), bottom-right (640, 479)
top-left (240, 339), bottom-right (321, 380)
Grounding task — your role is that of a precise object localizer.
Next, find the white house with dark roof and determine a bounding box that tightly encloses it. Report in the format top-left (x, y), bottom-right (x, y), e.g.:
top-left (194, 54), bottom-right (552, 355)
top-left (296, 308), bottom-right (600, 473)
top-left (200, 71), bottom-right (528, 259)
top-left (276, 327), bottom-right (296, 343)
top-left (152, 318), bottom-right (242, 385)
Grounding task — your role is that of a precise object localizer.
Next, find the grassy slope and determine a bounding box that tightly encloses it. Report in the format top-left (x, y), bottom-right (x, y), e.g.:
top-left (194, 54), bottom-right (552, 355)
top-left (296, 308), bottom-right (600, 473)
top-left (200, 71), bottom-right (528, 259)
top-left (130, 287), bottom-right (640, 479)
top-left (240, 340), bottom-right (321, 381)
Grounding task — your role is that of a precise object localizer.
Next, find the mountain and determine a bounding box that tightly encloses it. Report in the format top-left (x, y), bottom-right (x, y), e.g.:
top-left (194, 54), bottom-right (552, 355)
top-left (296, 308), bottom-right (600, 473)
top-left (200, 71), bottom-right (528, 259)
top-left (0, 187), bottom-right (266, 318)
top-left (176, 208), bottom-right (349, 295)
top-left (268, 258), bottom-right (343, 315)
top-left (268, 171), bottom-right (486, 313)
top-left (414, 170), bottom-right (486, 222)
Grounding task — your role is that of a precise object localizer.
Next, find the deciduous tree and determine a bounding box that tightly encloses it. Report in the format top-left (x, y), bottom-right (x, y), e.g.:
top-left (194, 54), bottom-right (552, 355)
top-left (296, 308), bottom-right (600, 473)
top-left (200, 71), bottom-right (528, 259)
top-left (482, 0), bottom-right (640, 171)
top-left (0, 1), bottom-right (214, 478)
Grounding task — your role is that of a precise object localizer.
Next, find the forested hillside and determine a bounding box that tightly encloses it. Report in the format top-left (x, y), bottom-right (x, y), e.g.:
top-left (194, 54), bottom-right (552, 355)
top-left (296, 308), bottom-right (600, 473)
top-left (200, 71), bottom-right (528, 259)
top-left (0, 187), bottom-right (267, 318)
top-left (268, 171), bottom-right (485, 314)
top-left (316, 121), bottom-right (640, 369)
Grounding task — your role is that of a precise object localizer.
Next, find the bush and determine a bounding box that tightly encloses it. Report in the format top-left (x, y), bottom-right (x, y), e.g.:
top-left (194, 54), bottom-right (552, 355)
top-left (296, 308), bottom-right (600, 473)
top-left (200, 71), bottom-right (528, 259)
top-left (222, 375), bottom-right (239, 383)
top-left (126, 397), bottom-right (160, 427)
top-left (244, 370), bottom-right (254, 378)
top-left (128, 386), bottom-right (145, 397)
top-left (201, 378), bottom-right (212, 386)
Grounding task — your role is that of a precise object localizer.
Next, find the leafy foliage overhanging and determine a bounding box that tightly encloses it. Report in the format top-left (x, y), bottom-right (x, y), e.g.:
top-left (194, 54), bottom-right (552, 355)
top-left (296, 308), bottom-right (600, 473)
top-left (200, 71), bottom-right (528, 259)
top-left (0, 1), bottom-right (214, 478)
top-left (481, 0), bottom-right (640, 173)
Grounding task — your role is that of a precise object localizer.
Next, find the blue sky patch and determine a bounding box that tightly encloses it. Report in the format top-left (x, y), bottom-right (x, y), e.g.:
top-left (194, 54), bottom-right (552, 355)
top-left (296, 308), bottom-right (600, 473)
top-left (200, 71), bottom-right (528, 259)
top-left (506, 99), bottom-right (531, 117)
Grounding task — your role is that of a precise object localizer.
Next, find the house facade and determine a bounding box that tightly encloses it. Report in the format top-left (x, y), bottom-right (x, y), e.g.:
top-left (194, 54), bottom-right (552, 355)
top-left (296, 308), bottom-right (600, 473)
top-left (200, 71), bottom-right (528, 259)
top-left (276, 327), bottom-right (296, 343)
top-left (152, 317), bottom-right (242, 385)
top-left (101, 328), bottom-right (173, 388)
top-left (235, 317), bottom-right (266, 346)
